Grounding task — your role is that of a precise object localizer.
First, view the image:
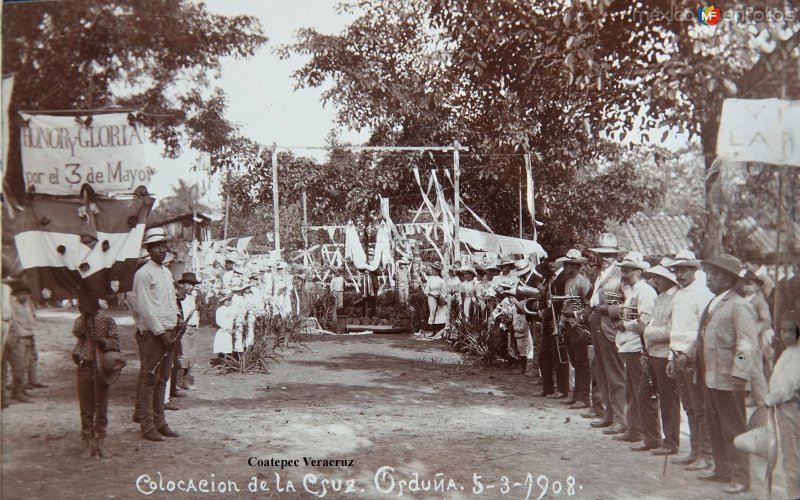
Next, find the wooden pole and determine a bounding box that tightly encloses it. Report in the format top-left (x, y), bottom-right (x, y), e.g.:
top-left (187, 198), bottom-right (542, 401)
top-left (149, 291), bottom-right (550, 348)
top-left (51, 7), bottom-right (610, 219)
top-left (453, 141), bottom-right (461, 263)
top-left (774, 82), bottom-right (787, 331)
top-left (272, 144), bottom-right (281, 258)
top-left (223, 169), bottom-right (230, 240)
top-left (774, 168), bottom-right (783, 330)
top-left (519, 161), bottom-right (523, 239)
top-left (302, 188), bottom-right (309, 266)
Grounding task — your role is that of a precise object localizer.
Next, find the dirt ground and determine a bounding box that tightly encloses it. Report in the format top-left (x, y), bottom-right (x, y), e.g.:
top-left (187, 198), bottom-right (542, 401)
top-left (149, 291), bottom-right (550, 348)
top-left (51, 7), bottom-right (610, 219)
top-left (0, 309), bottom-right (783, 500)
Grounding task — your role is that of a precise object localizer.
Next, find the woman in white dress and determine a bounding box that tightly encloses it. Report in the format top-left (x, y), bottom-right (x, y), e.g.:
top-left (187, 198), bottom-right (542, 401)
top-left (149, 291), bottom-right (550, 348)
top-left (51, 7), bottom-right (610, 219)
top-left (212, 294), bottom-right (237, 355)
top-left (423, 263), bottom-right (449, 332)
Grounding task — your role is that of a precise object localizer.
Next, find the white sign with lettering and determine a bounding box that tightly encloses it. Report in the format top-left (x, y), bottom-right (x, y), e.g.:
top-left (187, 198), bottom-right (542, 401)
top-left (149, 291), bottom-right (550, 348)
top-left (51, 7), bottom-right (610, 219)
top-left (717, 98), bottom-right (800, 167)
top-left (19, 112), bottom-right (154, 195)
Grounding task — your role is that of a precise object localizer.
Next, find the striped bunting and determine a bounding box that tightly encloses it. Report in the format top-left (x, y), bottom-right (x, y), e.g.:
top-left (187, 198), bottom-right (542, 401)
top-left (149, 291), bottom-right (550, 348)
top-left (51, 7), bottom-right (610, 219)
top-left (13, 194), bottom-right (154, 300)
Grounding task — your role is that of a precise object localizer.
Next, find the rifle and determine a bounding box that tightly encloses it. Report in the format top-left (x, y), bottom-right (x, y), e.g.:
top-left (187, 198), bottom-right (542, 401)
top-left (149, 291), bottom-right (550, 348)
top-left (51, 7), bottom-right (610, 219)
top-left (638, 330), bottom-right (658, 400)
top-left (149, 311), bottom-right (195, 376)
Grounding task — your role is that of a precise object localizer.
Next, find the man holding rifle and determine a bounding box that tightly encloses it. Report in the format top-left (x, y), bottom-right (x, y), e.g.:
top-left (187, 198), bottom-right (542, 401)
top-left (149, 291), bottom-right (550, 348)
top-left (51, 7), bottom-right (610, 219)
top-left (131, 228), bottom-right (180, 442)
top-left (665, 250), bottom-right (714, 470)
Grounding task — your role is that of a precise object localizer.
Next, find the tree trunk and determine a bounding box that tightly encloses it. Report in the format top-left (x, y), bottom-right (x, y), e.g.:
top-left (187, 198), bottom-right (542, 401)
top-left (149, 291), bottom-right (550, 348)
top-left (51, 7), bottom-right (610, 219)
top-left (700, 100), bottom-right (724, 260)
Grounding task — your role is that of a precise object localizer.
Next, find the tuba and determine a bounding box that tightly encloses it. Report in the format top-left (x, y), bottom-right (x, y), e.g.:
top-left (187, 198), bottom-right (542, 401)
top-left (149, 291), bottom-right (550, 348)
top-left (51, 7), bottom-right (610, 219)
top-left (619, 306), bottom-right (640, 321)
top-left (602, 291), bottom-right (624, 305)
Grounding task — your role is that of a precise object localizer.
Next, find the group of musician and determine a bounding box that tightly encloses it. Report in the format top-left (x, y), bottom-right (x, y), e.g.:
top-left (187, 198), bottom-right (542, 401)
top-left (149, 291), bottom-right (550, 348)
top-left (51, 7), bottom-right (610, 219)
top-left (466, 232), bottom-right (798, 497)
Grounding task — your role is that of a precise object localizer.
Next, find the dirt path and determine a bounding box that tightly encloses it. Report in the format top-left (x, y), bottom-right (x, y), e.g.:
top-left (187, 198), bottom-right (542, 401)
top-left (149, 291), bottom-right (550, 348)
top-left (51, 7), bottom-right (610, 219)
top-left (0, 310), bottom-right (775, 499)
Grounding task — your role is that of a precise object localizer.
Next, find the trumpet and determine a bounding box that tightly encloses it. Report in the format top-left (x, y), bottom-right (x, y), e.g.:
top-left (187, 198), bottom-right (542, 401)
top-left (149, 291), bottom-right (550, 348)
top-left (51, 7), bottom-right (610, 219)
top-left (551, 294), bottom-right (583, 313)
top-left (619, 306), bottom-right (640, 321)
top-left (602, 291), bottom-right (624, 305)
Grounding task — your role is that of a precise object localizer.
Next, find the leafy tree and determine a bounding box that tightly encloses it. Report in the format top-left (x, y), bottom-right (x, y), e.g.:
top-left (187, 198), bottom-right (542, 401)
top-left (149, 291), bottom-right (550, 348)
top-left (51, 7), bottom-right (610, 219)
top-left (150, 179), bottom-right (213, 221)
top-left (2, 0), bottom-right (267, 201)
top-left (282, 0), bottom-right (800, 255)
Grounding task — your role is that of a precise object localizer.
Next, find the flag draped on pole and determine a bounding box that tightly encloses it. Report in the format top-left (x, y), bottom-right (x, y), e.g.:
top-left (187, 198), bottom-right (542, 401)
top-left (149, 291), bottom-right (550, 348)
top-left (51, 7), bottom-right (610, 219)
top-left (1, 75), bottom-right (13, 180)
top-left (524, 152), bottom-right (537, 241)
top-left (13, 193), bottom-right (154, 300)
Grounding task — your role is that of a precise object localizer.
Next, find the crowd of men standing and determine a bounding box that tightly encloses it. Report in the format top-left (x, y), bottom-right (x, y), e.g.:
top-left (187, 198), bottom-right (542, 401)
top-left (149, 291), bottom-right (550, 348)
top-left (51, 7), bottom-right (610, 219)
top-left (494, 233), bottom-right (798, 498)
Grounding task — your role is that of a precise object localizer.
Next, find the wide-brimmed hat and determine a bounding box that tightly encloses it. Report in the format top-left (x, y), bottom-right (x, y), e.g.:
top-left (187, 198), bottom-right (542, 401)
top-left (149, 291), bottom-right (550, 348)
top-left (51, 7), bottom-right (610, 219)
top-left (95, 347), bottom-right (126, 385)
top-left (484, 263), bottom-right (499, 273)
top-left (659, 257), bottom-right (676, 267)
top-left (231, 283), bottom-right (252, 293)
top-left (667, 249), bottom-right (701, 269)
top-left (741, 270), bottom-right (764, 285)
top-left (615, 251), bottom-right (651, 270)
top-left (178, 272), bottom-right (201, 285)
top-left (494, 282), bottom-right (515, 296)
top-left (589, 233), bottom-right (620, 254)
top-left (142, 227), bottom-right (170, 246)
top-left (643, 265), bottom-right (678, 285)
top-left (702, 253), bottom-right (744, 280)
top-left (459, 265), bottom-right (477, 276)
top-left (163, 252), bottom-right (175, 265)
top-left (513, 259), bottom-right (537, 277)
top-left (556, 249), bottom-right (588, 265)
top-left (499, 257), bottom-right (516, 268)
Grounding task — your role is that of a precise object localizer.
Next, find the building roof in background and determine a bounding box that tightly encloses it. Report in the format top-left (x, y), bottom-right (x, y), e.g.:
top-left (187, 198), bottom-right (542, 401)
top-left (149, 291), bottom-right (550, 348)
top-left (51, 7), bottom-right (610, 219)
top-left (735, 216), bottom-right (800, 260)
top-left (618, 213), bottom-right (693, 257)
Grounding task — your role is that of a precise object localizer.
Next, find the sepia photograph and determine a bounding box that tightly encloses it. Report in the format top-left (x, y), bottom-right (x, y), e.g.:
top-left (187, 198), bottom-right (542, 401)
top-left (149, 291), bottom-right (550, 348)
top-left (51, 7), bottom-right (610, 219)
top-left (1, 0), bottom-right (798, 498)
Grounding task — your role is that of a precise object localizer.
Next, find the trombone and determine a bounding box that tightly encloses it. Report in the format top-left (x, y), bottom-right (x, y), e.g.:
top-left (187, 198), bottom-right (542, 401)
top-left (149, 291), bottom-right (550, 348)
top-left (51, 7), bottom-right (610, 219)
top-left (548, 283), bottom-right (570, 365)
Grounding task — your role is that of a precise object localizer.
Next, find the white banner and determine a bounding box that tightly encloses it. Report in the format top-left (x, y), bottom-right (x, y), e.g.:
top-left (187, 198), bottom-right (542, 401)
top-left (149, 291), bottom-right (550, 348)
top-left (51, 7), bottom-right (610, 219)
top-left (19, 112), bottom-right (153, 195)
top-left (717, 98), bottom-right (800, 167)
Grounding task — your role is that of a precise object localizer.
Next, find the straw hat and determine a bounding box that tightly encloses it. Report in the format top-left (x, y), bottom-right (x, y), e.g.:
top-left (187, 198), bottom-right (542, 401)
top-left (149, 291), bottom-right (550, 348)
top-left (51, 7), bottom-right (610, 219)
top-left (589, 233), bottom-right (620, 254)
top-left (142, 227), bottom-right (170, 246)
top-left (614, 251), bottom-right (651, 270)
top-left (642, 265), bottom-right (678, 285)
top-left (556, 249), bottom-right (588, 265)
top-left (667, 249), bottom-right (701, 269)
top-left (498, 257), bottom-right (516, 268)
top-left (459, 265), bottom-right (477, 276)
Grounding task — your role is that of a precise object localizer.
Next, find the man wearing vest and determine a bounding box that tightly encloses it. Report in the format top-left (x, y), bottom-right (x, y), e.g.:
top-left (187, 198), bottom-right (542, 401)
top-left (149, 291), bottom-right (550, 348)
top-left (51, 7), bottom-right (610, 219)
top-left (586, 234), bottom-right (627, 435)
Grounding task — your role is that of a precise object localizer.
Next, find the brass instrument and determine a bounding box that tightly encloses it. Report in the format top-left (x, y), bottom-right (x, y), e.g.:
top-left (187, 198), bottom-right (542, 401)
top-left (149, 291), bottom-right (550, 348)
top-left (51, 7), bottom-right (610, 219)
top-left (619, 306), bottom-right (640, 321)
top-left (548, 282), bottom-right (569, 365)
top-left (551, 294), bottom-right (583, 314)
top-left (602, 291), bottom-right (624, 305)
top-left (509, 283), bottom-right (544, 315)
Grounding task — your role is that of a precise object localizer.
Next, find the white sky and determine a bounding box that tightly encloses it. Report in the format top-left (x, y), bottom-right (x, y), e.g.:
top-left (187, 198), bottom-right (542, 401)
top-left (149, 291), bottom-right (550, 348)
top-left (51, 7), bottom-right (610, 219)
top-left (146, 0), bottom-right (369, 211)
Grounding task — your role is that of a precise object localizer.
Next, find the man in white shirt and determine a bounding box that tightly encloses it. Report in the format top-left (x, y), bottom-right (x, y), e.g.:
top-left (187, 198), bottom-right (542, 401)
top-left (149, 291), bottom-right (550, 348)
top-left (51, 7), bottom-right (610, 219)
top-left (641, 264), bottom-right (681, 456)
top-left (608, 252), bottom-right (658, 451)
top-left (131, 228), bottom-right (180, 442)
top-left (665, 250), bottom-right (715, 470)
